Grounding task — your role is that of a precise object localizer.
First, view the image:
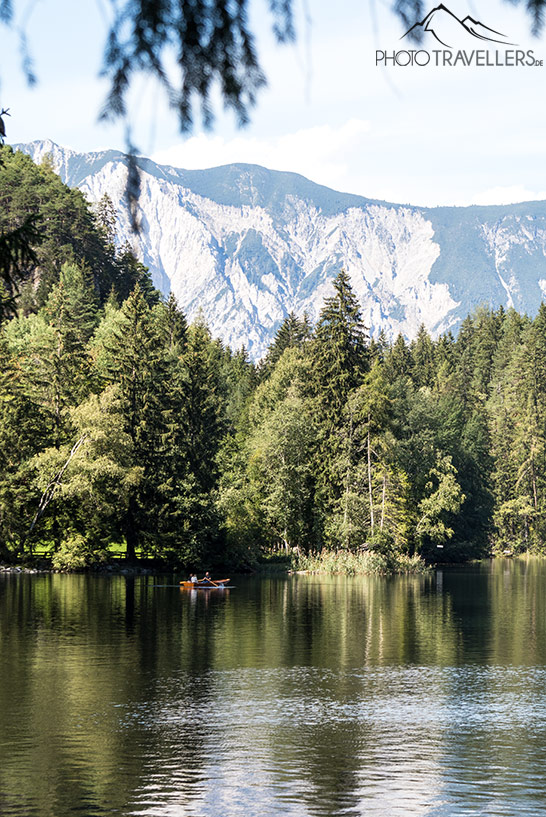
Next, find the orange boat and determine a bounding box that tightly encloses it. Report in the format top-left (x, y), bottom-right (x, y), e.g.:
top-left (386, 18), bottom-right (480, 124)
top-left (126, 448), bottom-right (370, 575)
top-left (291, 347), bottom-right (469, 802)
top-left (179, 578), bottom-right (230, 589)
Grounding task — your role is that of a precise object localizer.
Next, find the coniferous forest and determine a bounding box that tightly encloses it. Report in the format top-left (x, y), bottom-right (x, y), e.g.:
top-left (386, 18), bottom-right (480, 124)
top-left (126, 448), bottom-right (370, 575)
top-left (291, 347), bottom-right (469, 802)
top-left (1, 145), bottom-right (545, 570)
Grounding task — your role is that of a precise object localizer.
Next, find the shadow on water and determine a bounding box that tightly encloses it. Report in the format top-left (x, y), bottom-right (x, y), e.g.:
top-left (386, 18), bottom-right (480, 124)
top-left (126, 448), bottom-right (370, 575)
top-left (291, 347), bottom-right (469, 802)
top-left (1, 560), bottom-right (546, 815)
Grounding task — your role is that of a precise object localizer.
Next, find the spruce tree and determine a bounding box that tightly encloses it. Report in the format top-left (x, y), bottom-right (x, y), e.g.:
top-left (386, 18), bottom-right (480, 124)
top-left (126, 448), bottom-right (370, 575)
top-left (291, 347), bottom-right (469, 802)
top-left (410, 324), bottom-right (435, 389)
top-left (311, 269), bottom-right (368, 421)
top-left (383, 333), bottom-right (412, 381)
top-left (183, 319), bottom-right (226, 492)
top-left (259, 311), bottom-right (311, 379)
top-left (309, 269), bottom-right (368, 536)
top-left (102, 285), bottom-right (172, 559)
top-left (0, 331), bottom-right (50, 555)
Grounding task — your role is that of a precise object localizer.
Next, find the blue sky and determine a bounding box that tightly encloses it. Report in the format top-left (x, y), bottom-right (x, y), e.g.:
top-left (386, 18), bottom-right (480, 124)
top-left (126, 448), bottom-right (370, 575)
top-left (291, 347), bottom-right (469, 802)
top-left (2, 0), bottom-right (546, 206)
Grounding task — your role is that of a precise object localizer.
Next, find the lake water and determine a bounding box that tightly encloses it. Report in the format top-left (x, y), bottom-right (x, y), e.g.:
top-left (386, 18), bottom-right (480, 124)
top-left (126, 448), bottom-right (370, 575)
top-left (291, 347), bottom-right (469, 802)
top-left (1, 560), bottom-right (546, 816)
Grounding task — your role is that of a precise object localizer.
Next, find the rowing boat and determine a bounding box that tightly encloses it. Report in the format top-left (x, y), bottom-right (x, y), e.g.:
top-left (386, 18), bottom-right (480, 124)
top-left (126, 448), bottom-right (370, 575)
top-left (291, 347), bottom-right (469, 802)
top-left (179, 578), bottom-right (230, 588)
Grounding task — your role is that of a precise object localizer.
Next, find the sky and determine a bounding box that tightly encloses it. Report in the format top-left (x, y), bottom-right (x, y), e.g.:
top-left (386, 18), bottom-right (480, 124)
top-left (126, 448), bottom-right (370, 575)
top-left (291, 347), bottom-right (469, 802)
top-left (2, 0), bottom-right (546, 207)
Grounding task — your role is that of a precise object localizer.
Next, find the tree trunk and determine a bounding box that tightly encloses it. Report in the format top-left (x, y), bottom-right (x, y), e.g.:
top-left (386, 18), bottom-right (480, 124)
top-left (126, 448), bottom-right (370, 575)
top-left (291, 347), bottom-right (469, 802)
top-left (125, 496), bottom-right (138, 563)
top-left (367, 417), bottom-right (374, 535)
top-left (531, 455), bottom-right (538, 511)
top-left (380, 471), bottom-right (386, 530)
top-left (343, 408), bottom-right (353, 547)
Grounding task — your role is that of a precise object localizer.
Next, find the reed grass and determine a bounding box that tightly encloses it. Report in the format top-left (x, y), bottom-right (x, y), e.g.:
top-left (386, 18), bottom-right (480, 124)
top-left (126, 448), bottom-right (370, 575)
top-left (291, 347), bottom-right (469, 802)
top-left (291, 548), bottom-right (428, 576)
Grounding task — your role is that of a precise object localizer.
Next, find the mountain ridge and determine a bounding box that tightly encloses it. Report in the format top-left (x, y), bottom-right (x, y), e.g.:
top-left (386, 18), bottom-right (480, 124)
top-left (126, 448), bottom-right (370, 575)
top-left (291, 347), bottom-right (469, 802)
top-left (14, 139), bottom-right (546, 358)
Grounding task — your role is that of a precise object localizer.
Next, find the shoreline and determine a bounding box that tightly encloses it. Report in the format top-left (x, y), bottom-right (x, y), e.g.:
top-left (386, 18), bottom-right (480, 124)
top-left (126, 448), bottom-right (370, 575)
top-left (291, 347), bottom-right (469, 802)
top-left (0, 551), bottom-right (534, 578)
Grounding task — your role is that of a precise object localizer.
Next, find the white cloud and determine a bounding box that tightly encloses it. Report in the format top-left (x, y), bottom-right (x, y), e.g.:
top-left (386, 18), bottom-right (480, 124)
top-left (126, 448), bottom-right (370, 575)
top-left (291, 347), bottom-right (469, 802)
top-left (149, 123), bottom-right (546, 209)
top-left (149, 115), bottom-right (546, 210)
top-left (469, 186), bottom-right (546, 206)
top-left (151, 119), bottom-right (371, 191)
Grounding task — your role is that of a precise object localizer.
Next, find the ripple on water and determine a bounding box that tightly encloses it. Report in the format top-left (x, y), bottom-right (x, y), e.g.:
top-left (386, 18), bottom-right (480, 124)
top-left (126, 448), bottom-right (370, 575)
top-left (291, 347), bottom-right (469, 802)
top-left (117, 665), bottom-right (546, 816)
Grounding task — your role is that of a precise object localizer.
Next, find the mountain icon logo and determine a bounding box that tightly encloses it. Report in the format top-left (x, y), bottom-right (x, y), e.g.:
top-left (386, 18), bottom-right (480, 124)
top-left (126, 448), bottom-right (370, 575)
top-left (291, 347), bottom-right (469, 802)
top-left (401, 4), bottom-right (516, 48)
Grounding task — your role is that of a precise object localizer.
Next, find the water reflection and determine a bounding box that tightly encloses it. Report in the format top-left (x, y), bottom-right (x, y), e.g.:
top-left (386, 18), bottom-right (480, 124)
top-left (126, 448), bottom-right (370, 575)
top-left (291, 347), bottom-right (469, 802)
top-left (1, 560), bottom-right (546, 814)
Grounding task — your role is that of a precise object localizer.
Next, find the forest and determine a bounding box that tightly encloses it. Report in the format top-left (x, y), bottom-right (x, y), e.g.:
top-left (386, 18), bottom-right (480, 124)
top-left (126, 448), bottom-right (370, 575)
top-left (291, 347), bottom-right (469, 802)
top-left (0, 144), bottom-right (544, 571)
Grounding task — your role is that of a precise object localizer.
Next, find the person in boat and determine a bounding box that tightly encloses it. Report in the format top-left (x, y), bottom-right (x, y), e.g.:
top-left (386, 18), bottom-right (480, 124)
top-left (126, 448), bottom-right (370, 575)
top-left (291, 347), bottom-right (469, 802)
top-left (190, 573), bottom-right (198, 584)
top-left (202, 571), bottom-right (212, 584)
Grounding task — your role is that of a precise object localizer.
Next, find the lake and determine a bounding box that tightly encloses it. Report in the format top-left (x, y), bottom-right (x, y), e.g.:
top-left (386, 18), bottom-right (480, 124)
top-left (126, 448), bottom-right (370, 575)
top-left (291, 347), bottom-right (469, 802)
top-left (1, 560), bottom-right (546, 816)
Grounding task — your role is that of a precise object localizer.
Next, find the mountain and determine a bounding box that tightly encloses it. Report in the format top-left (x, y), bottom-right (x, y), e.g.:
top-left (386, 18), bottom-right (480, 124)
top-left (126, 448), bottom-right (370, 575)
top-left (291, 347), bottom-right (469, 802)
top-left (14, 139), bottom-right (546, 358)
top-left (402, 4), bottom-right (514, 48)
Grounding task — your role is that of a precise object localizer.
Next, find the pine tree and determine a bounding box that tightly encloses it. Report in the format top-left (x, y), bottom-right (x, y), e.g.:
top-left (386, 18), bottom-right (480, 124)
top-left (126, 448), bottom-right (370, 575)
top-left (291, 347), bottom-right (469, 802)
top-left (470, 305), bottom-right (504, 401)
top-left (369, 328), bottom-right (389, 364)
top-left (183, 318), bottom-right (226, 492)
top-left (157, 293), bottom-right (188, 354)
top-left (163, 317), bottom-right (228, 565)
top-left (383, 333), bottom-right (412, 381)
top-left (223, 345), bottom-right (258, 430)
top-left (115, 242), bottom-right (160, 305)
top-left (94, 193), bottom-right (117, 250)
top-left (5, 263), bottom-right (98, 460)
top-left (452, 316), bottom-right (476, 412)
top-left (410, 324), bottom-right (435, 389)
top-left (259, 311), bottom-right (311, 379)
top-left (0, 331), bottom-right (50, 555)
top-left (307, 270), bottom-right (369, 539)
top-left (101, 285), bottom-right (173, 559)
top-left (311, 269), bottom-right (368, 421)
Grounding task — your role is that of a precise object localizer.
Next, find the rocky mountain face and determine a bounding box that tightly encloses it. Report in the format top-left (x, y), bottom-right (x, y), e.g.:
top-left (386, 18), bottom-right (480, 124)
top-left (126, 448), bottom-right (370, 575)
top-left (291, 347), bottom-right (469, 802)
top-left (16, 139), bottom-right (546, 358)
